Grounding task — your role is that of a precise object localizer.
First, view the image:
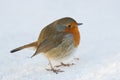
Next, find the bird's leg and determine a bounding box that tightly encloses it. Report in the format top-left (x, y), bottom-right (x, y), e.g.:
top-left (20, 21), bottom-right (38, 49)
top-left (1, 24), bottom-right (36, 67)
top-left (61, 62), bottom-right (75, 66)
top-left (46, 57), bottom-right (64, 74)
top-left (55, 62), bottom-right (75, 68)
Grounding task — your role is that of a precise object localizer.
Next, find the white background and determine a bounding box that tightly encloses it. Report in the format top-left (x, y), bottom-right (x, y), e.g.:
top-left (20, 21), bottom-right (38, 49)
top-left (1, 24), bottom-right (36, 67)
top-left (0, 0), bottom-right (120, 80)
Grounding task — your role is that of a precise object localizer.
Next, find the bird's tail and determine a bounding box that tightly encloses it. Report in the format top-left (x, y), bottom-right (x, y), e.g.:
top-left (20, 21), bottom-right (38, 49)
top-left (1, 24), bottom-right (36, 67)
top-left (10, 41), bottom-right (37, 53)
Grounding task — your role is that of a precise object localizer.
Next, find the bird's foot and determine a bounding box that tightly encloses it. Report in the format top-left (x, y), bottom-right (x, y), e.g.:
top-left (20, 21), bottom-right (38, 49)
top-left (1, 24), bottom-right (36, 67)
top-left (55, 62), bottom-right (75, 68)
top-left (46, 68), bottom-right (64, 74)
top-left (74, 58), bottom-right (80, 60)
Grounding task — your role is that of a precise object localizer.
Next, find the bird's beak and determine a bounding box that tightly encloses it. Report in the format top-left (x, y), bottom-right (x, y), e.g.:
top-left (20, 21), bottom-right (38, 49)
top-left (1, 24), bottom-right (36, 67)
top-left (77, 23), bottom-right (83, 26)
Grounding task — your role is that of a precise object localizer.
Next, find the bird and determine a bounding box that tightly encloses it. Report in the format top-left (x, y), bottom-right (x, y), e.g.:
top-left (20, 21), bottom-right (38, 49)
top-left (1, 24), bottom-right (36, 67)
top-left (10, 17), bottom-right (83, 74)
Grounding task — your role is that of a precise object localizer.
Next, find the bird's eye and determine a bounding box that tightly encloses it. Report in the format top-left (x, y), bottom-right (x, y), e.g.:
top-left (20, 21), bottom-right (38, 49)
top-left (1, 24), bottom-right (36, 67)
top-left (68, 25), bottom-right (72, 28)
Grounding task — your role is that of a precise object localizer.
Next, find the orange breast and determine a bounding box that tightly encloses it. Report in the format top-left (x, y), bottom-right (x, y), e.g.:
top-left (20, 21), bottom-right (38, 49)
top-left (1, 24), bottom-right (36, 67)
top-left (64, 24), bottom-right (80, 47)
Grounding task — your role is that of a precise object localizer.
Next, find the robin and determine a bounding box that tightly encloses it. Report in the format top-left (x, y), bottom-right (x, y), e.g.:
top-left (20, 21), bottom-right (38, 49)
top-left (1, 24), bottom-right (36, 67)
top-left (10, 17), bottom-right (83, 74)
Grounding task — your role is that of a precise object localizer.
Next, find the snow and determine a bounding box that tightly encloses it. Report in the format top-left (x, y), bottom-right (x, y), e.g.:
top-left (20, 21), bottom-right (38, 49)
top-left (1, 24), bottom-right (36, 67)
top-left (0, 0), bottom-right (120, 80)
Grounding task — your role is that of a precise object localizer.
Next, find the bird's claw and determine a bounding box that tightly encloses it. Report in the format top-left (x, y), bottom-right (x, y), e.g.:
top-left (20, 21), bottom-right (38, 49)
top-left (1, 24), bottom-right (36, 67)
top-left (46, 68), bottom-right (64, 74)
top-left (55, 62), bottom-right (75, 68)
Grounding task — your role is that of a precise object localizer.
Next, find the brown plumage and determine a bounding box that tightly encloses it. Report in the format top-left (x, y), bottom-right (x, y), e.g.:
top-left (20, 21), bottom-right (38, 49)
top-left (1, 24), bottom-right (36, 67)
top-left (10, 17), bottom-right (83, 74)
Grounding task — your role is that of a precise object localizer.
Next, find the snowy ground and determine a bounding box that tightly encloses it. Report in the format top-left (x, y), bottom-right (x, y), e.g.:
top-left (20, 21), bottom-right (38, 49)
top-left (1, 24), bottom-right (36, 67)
top-left (0, 0), bottom-right (120, 80)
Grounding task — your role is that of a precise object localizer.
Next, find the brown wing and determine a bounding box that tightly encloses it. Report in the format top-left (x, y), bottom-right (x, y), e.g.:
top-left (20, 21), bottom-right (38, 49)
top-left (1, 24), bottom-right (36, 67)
top-left (31, 23), bottom-right (65, 57)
